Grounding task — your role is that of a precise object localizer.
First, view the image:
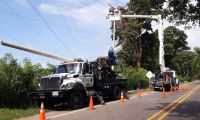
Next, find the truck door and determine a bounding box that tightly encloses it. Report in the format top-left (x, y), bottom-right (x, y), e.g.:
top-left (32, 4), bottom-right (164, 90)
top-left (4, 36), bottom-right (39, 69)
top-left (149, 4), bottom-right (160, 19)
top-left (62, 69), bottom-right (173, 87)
top-left (82, 63), bottom-right (93, 88)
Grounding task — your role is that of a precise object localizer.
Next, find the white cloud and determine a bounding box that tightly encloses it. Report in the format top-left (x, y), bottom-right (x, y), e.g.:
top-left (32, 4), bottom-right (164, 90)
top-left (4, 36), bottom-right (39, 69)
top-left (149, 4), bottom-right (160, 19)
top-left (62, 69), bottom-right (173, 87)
top-left (38, 2), bottom-right (109, 25)
top-left (184, 28), bottom-right (200, 50)
top-left (57, 0), bottom-right (84, 7)
top-left (12, 0), bottom-right (30, 8)
top-left (38, 4), bottom-right (61, 15)
top-left (152, 20), bottom-right (200, 50)
top-left (38, 1), bottom-right (113, 60)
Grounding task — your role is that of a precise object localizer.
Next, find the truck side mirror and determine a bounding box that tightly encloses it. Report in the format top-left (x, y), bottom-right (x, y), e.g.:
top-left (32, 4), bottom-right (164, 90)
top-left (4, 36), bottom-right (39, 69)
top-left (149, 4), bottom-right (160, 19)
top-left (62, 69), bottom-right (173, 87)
top-left (82, 68), bottom-right (86, 75)
top-left (82, 63), bottom-right (89, 75)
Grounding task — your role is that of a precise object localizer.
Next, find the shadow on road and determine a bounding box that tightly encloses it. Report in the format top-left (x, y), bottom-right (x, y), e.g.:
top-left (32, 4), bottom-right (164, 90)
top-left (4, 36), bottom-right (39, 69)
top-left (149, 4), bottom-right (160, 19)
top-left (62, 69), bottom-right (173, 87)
top-left (46, 97), bottom-right (112, 111)
top-left (167, 100), bottom-right (200, 119)
top-left (146, 100), bottom-right (200, 120)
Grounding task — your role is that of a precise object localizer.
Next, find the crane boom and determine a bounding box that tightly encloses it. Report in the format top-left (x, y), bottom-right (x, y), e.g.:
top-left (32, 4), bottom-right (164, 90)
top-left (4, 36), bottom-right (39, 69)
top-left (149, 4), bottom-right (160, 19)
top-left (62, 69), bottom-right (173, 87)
top-left (108, 8), bottom-right (166, 72)
top-left (1, 41), bottom-right (73, 63)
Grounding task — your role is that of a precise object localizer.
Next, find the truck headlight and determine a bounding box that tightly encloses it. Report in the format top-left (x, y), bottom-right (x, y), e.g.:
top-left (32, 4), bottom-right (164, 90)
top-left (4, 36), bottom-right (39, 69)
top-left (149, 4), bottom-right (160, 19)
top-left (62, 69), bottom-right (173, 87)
top-left (61, 83), bottom-right (74, 89)
top-left (67, 83), bottom-right (74, 88)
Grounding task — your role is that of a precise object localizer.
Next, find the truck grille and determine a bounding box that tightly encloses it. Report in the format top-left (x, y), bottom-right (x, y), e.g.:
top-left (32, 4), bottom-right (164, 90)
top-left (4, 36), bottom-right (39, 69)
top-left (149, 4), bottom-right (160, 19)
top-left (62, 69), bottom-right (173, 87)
top-left (40, 77), bottom-right (61, 90)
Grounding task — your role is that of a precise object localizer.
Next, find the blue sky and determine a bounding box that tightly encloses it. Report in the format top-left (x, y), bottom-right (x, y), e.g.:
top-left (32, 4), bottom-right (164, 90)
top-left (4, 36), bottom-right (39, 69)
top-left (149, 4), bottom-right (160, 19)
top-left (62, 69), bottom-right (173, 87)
top-left (0, 0), bottom-right (199, 66)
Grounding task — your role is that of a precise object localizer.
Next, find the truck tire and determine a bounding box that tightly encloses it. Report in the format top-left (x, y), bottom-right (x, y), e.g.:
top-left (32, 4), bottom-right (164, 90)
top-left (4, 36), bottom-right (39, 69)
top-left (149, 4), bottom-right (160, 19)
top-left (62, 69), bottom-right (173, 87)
top-left (111, 86), bottom-right (121, 100)
top-left (68, 91), bottom-right (84, 109)
top-left (36, 100), bottom-right (42, 108)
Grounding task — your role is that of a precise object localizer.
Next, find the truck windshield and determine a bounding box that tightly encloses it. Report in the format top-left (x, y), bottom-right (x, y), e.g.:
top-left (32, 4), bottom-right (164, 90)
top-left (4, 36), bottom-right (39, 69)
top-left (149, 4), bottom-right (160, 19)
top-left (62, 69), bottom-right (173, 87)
top-left (56, 63), bottom-right (82, 74)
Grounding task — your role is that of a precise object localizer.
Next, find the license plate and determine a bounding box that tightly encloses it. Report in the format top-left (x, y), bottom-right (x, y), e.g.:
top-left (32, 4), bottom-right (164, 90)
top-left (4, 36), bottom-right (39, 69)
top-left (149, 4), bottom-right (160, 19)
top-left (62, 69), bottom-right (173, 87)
top-left (39, 93), bottom-right (45, 98)
top-left (52, 91), bottom-right (59, 96)
top-left (39, 96), bottom-right (45, 98)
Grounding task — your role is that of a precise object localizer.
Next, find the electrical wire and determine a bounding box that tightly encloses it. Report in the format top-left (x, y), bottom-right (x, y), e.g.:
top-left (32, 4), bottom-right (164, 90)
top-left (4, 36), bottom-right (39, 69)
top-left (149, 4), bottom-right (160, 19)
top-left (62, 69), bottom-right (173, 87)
top-left (0, 27), bottom-right (21, 43)
top-left (2, 0), bottom-right (59, 52)
top-left (52, 0), bottom-right (87, 58)
top-left (28, 0), bottom-right (75, 57)
top-left (52, 0), bottom-right (77, 41)
top-left (115, 0), bottom-right (123, 5)
top-left (0, 9), bottom-right (98, 35)
top-left (98, 0), bottom-right (114, 8)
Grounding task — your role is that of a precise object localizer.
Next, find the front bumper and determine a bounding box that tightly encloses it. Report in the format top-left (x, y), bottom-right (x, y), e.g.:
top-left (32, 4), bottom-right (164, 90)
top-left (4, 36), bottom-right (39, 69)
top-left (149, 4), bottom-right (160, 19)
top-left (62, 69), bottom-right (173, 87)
top-left (152, 81), bottom-right (168, 87)
top-left (28, 90), bottom-right (71, 99)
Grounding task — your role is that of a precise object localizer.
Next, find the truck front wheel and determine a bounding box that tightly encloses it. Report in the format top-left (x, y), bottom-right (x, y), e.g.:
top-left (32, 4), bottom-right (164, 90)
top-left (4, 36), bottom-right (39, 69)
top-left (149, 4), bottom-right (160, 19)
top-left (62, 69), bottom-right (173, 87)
top-left (111, 86), bottom-right (121, 100)
top-left (68, 91), bottom-right (84, 109)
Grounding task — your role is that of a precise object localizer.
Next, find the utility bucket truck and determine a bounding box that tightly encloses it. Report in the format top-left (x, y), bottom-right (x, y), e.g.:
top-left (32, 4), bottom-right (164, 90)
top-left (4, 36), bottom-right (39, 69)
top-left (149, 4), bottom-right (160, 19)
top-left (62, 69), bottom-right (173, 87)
top-left (1, 41), bottom-right (128, 109)
top-left (108, 7), bottom-right (179, 91)
top-left (152, 70), bottom-right (179, 91)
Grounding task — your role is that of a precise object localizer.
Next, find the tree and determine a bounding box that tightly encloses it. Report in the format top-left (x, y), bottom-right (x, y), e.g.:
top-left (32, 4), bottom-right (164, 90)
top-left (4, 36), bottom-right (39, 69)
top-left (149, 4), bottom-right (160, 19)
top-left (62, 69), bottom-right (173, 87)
top-left (164, 26), bottom-right (190, 68)
top-left (113, 0), bottom-right (164, 67)
top-left (0, 53), bottom-right (23, 107)
top-left (174, 51), bottom-right (196, 81)
top-left (0, 53), bottom-right (56, 108)
top-left (46, 62), bottom-right (57, 74)
top-left (141, 31), bottom-right (159, 72)
top-left (192, 47), bottom-right (200, 79)
top-left (163, 0), bottom-right (200, 26)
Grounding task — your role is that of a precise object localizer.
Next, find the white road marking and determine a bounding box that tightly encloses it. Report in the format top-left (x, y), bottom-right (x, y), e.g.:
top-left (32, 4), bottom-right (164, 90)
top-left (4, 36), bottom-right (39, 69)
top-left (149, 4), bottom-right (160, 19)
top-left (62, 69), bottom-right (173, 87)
top-left (47, 91), bottom-right (156, 119)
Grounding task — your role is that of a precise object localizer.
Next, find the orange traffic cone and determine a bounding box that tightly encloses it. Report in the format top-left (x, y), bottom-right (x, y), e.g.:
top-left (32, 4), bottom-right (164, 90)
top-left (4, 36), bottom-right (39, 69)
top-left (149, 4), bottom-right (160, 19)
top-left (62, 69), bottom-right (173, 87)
top-left (39, 102), bottom-right (46, 120)
top-left (162, 87), bottom-right (166, 98)
top-left (188, 82), bottom-right (191, 88)
top-left (187, 83), bottom-right (190, 89)
top-left (179, 85), bottom-right (183, 93)
top-left (89, 96), bottom-right (94, 110)
top-left (182, 84), bottom-right (185, 91)
top-left (183, 84), bottom-right (186, 90)
top-left (120, 91), bottom-right (125, 104)
top-left (138, 88), bottom-right (141, 97)
top-left (188, 83), bottom-right (191, 88)
top-left (147, 87), bottom-right (151, 94)
top-left (174, 87), bottom-right (177, 93)
top-left (170, 86), bottom-right (173, 95)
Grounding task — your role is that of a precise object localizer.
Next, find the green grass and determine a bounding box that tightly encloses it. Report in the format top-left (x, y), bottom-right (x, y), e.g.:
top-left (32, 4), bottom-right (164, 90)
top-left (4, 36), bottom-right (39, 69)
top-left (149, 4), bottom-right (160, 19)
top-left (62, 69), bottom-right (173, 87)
top-left (0, 107), bottom-right (39, 120)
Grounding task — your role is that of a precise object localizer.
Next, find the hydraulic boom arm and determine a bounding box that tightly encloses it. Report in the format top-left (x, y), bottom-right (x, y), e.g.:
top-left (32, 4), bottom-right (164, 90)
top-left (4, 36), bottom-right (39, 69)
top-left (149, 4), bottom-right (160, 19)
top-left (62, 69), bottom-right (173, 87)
top-left (108, 7), bottom-right (166, 72)
top-left (1, 41), bottom-right (73, 63)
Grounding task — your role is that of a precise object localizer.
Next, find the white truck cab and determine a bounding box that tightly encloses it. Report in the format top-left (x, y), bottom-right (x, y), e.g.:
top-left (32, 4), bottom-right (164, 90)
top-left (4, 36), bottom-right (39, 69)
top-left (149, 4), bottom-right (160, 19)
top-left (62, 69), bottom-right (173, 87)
top-left (39, 62), bottom-right (94, 91)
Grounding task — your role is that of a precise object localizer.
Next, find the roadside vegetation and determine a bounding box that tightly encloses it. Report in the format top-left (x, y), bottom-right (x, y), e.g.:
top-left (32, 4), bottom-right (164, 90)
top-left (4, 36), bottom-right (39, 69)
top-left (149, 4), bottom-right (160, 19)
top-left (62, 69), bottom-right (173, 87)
top-left (0, 108), bottom-right (39, 120)
top-left (0, 53), bottom-right (56, 108)
top-left (0, 54), bottom-right (55, 119)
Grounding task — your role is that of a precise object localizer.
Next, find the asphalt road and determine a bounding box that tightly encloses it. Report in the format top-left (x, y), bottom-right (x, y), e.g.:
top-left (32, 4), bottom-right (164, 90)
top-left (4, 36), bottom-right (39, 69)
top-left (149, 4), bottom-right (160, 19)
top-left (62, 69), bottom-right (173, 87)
top-left (19, 81), bottom-right (200, 120)
top-left (165, 82), bottom-right (200, 120)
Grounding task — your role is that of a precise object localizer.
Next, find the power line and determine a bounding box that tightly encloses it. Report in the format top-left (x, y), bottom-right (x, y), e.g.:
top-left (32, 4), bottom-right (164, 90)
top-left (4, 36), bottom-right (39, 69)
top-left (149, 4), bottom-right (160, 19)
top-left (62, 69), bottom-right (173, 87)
top-left (0, 27), bottom-right (21, 43)
top-left (98, 0), bottom-right (114, 7)
top-left (28, 0), bottom-right (74, 57)
top-left (80, 1), bottom-right (108, 14)
top-left (0, 9), bottom-right (98, 35)
top-left (52, 0), bottom-right (87, 57)
top-left (115, 0), bottom-right (123, 5)
top-left (1, 0), bottom-right (59, 52)
top-left (0, 10), bottom-right (40, 21)
top-left (52, 0), bottom-right (76, 38)
top-left (52, 0), bottom-right (76, 41)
